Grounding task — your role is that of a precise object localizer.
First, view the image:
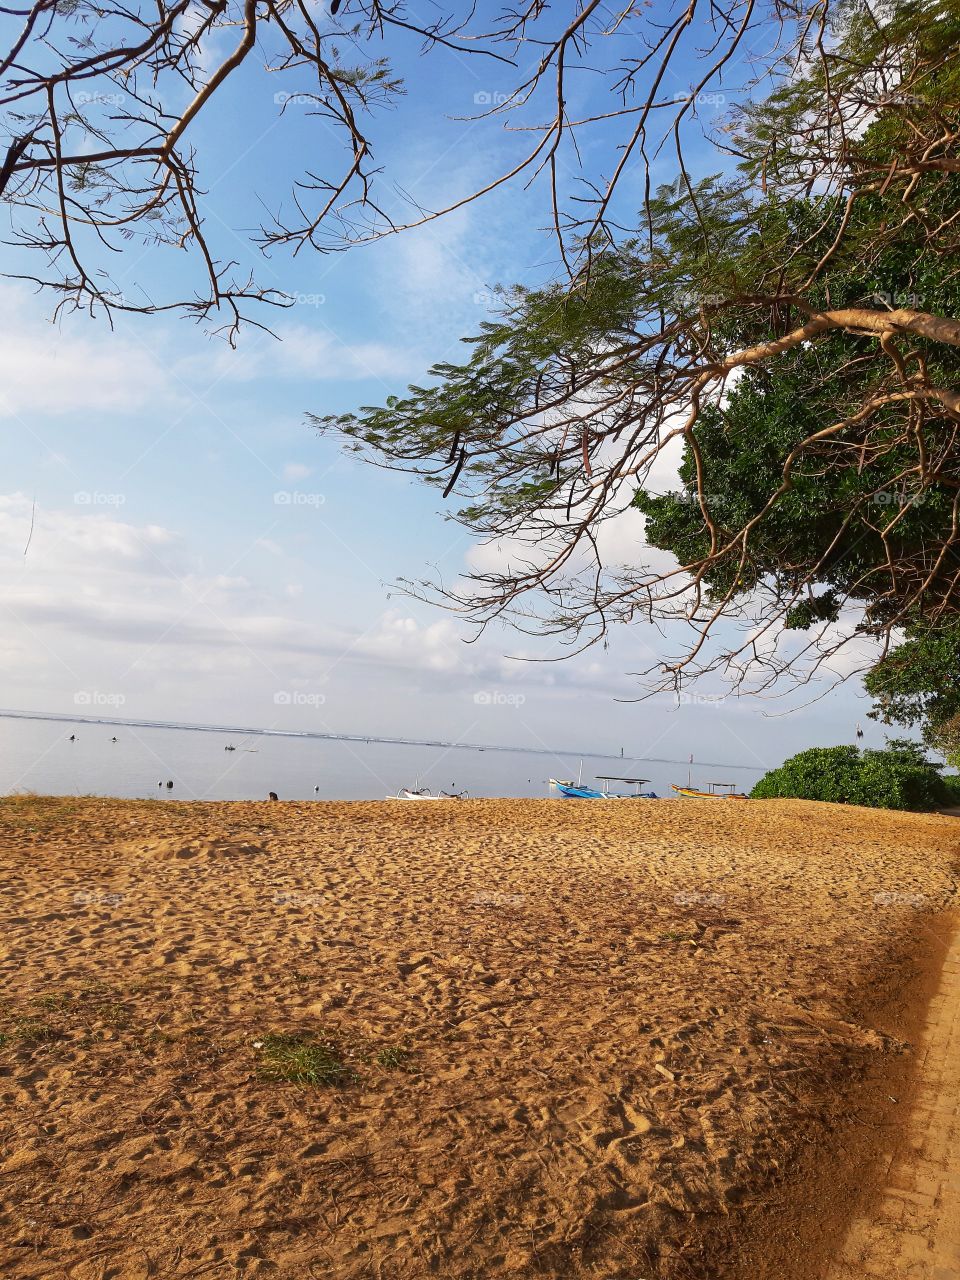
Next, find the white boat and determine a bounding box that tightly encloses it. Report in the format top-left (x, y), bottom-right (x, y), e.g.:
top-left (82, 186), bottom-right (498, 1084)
top-left (387, 787), bottom-right (469, 800)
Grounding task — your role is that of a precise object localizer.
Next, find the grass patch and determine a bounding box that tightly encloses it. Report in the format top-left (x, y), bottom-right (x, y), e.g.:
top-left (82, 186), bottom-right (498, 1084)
top-left (9, 1015), bottom-right (61, 1044)
top-left (0, 794), bottom-right (112, 835)
top-left (256, 1033), bottom-right (352, 1087)
top-left (30, 992), bottom-right (72, 1011)
top-left (375, 1044), bottom-right (412, 1071)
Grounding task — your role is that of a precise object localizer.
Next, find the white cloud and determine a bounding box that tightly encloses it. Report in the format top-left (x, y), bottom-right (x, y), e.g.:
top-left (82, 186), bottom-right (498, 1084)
top-left (176, 323), bottom-right (419, 386)
top-left (0, 287), bottom-right (175, 419)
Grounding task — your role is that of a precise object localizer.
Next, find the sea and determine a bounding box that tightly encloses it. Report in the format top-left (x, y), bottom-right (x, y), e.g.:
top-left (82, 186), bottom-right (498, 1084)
top-left (0, 711), bottom-right (767, 802)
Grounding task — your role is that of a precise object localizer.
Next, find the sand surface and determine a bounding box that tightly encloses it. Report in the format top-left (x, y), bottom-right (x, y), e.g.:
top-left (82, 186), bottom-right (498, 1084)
top-left (1, 795), bottom-right (959, 1278)
top-left (827, 916), bottom-right (960, 1280)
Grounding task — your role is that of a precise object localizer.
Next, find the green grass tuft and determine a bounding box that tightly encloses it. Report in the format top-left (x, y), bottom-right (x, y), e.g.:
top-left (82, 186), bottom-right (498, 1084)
top-left (375, 1044), bottom-right (412, 1070)
top-left (10, 1015), bottom-right (61, 1044)
top-left (256, 1033), bottom-right (351, 1087)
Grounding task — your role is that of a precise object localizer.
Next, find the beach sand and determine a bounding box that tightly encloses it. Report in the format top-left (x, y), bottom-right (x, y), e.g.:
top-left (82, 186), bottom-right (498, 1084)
top-left (1, 795), bottom-right (958, 1278)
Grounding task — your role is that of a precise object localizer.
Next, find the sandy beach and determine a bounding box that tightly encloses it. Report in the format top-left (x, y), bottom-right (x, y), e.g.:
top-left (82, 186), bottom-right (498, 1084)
top-left (1, 795), bottom-right (959, 1279)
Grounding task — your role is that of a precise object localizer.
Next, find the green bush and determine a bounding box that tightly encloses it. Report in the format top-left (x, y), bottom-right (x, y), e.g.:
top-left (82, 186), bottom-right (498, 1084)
top-left (750, 740), bottom-right (951, 811)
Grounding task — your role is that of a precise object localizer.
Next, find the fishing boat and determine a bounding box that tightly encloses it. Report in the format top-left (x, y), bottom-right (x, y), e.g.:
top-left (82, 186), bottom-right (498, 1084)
top-left (550, 776), bottom-right (658, 799)
top-left (671, 781), bottom-right (748, 800)
top-left (388, 786), bottom-right (469, 800)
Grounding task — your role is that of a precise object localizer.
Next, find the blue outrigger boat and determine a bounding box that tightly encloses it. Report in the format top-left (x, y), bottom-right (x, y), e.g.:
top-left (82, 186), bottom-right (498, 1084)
top-left (550, 775), bottom-right (657, 799)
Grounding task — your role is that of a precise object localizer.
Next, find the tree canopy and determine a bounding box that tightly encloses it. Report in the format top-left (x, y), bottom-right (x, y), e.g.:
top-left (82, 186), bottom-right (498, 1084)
top-left (316, 0), bottom-right (960, 704)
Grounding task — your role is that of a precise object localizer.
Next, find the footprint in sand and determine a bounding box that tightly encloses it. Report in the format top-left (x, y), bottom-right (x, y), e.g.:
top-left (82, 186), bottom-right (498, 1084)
top-left (397, 954), bottom-right (433, 978)
top-left (586, 1097), bottom-right (656, 1172)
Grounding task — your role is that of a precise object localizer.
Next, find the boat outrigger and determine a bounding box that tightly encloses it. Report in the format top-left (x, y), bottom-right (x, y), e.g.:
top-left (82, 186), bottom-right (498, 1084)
top-left (387, 786), bottom-right (469, 800)
top-left (671, 781), bottom-right (748, 800)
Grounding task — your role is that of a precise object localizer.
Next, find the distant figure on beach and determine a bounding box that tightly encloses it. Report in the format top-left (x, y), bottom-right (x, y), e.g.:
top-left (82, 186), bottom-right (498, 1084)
top-left (314, 785), bottom-right (320, 793)
top-left (68, 734), bottom-right (76, 742)
top-left (166, 780), bottom-right (173, 789)
top-left (268, 791), bottom-right (279, 801)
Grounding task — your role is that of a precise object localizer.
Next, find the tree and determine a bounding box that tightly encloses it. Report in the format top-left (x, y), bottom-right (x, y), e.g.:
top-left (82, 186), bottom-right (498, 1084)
top-left (315, 0), bottom-right (960, 695)
top-left (863, 623), bottom-right (960, 737)
top-left (0, 0), bottom-right (837, 339)
top-left (750, 740), bottom-right (951, 811)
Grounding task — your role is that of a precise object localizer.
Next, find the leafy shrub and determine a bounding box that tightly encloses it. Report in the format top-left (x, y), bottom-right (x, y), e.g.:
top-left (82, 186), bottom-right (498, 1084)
top-left (750, 740), bottom-right (951, 811)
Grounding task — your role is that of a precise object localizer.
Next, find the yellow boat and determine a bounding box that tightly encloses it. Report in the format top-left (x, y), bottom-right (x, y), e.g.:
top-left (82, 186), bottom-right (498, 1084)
top-left (671, 782), bottom-right (748, 800)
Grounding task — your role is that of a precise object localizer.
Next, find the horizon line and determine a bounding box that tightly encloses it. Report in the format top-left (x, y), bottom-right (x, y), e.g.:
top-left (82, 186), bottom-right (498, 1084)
top-left (0, 707), bottom-right (768, 773)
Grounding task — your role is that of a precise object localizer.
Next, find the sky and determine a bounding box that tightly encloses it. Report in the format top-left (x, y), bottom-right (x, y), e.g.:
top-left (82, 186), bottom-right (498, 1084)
top-left (0, 1), bottom-right (888, 775)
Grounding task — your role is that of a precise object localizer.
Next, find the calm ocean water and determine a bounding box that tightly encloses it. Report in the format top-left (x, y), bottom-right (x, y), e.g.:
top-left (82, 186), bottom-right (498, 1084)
top-left (0, 714), bottom-right (766, 802)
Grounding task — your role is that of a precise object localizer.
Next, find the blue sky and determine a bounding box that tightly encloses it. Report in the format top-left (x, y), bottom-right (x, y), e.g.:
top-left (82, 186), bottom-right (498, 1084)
top-left (0, 1), bottom-right (887, 774)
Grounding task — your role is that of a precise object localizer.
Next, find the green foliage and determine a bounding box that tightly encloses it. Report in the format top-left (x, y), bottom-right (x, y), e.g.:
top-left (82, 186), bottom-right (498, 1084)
top-left (751, 745), bottom-right (863, 804)
top-left (750, 740), bottom-right (951, 811)
top-left (864, 625), bottom-right (960, 734)
top-left (635, 187), bottom-right (960, 621)
top-left (930, 713), bottom-right (960, 770)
